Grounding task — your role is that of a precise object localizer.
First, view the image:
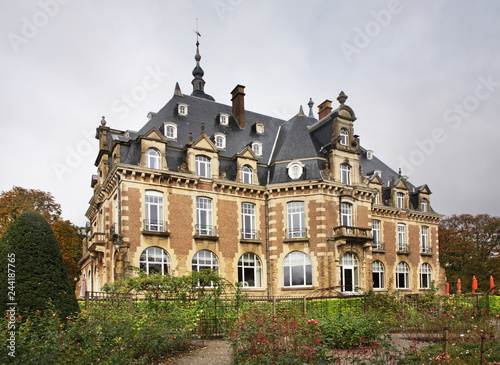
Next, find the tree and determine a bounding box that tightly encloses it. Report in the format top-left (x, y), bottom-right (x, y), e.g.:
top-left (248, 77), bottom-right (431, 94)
top-left (0, 211), bottom-right (80, 319)
top-left (439, 214), bottom-right (500, 293)
top-left (0, 186), bottom-right (82, 288)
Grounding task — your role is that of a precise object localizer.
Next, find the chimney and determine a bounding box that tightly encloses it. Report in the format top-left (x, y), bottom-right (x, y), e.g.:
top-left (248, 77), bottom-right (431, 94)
top-left (317, 99), bottom-right (332, 120)
top-left (231, 84), bottom-right (245, 128)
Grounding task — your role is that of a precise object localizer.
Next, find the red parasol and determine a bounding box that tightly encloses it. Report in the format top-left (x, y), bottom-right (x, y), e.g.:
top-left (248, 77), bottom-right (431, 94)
top-left (491, 276), bottom-right (495, 294)
top-left (446, 282), bottom-right (450, 295)
top-left (472, 276), bottom-right (478, 294)
top-left (457, 279), bottom-right (461, 293)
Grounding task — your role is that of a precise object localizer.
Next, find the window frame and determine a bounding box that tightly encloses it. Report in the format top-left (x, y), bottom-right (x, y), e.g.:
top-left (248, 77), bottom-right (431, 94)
top-left (195, 155), bottom-right (211, 178)
top-left (196, 197), bottom-right (213, 236)
top-left (283, 251), bottom-right (312, 287)
top-left (241, 202), bottom-right (256, 240)
top-left (372, 219), bottom-right (381, 247)
top-left (220, 113), bottom-right (229, 125)
top-left (214, 133), bottom-right (226, 149)
top-left (164, 122), bottom-right (177, 140)
top-left (421, 198), bottom-right (428, 212)
top-left (340, 163), bottom-right (351, 185)
top-left (397, 192), bottom-right (404, 209)
top-left (252, 142), bottom-right (262, 157)
top-left (340, 128), bottom-right (349, 146)
top-left (241, 165), bottom-right (253, 184)
top-left (146, 148), bottom-right (161, 170)
top-left (178, 103), bottom-right (188, 116)
top-left (396, 261), bottom-right (410, 289)
top-left (341, 252), bottom-right (359, 292)
top-left (140, 246), bottom-right (171, 275)
top-left (145, 191), bottom-right (164, 232)
top-left (397, 223), bottom-right (406, 251)
top-left (238, 253), bottom-right (262, 288)
top-left (372, 260), bottom-right (385, 289)
top-left (341, 203), bottom-right (352, 227)
top-left (287, 201), bottom-right (305, 238)
top-left (420, 263), bottom-right (432, 289)
top-left (421, 226), bottom-right (429, 253)
top-left (192, 249), bottom-right (219, 273)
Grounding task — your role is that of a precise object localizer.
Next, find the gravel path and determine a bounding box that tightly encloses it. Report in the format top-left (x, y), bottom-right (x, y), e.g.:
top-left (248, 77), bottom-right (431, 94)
top-left (172, 340), bottom-right (232, 365)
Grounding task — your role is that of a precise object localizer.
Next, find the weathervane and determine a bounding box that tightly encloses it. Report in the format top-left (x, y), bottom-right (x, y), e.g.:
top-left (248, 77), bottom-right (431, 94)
top-left (193, 18), bottom-right (201, 46)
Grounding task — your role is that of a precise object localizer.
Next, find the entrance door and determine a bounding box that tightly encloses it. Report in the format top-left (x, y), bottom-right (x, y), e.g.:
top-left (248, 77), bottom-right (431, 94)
top-left (341, 252), bottom-right (359, 292)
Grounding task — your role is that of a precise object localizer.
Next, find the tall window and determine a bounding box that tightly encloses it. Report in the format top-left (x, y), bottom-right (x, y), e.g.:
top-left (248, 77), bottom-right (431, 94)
top-left (396, 262), bottom-right (410, 289)
top-left (238, 253), bottom-right (262, 288)
top-left (192, 250), bottom-right (219, 273)
top-left (287, 201), bottom-right (305, 238)
top-left (340, 128), bottom-right (349, 146)
top-left (196, 197), bottom-right (213, 236)
top-left (252, 142), bottom-right (262, 156)
top-left (341, 203), bottom-right (352, 227)
top-left (241, 203), bottom-right (256, 239)
top-left (372, 220), bottom-right (381, 248)
top-left (145, 191), bottom-right (163, 231)
top-left (421, 198), bottom-right (428, 212)
top-left (241, 165), bottom-right (253, 184)
top-left (374, 192), bottom-right (379, 205)
top-left (397, 192), bottom-right (404, 209)
top-left (421, 226), bottom-right (429, 253)
top-left (397, 223), bottom-right (406, 251)
top-left (140, 247), bottom-right (170, 275)
top-left (215, 134), bottom-right (225, 149)
top-left (283, 251), bottom-right (312, 287)
top-left (195, 155), bottom-right (211, 178)
top-left (146, 148), bottom-right (161, 169)
top-left (372, 261), bottom-right (385, 289)
top-left (340, 164), bottom-right (351, 185)
top-left (341, 252), bottom-right (359, 292)
top-left (420, 263), bottom-right (432, 289)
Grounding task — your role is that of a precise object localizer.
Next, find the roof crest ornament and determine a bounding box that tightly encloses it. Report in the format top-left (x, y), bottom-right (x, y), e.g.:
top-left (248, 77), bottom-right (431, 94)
top-left (308, 98), bottom-right (314, 118)
top-left (337, 91), bottom-right (348, 105)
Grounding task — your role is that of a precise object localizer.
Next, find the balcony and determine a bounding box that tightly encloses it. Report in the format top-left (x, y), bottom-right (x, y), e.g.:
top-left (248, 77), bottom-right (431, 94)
top-left (241, 229), bottom-right (261, 243)
top-left (142, 220), bottom-right (169, 236)
top-left (421, 246), bottom-right (433, 256)
top-left (372, 242), bottom-right (386, 252)
top-left (88, 232), bottom-right (106, 253)
top-left (194, 225), bottom-right (218, 240)
top-left (330, 226), bottom-right (372, 244)
top-left (397, 243), bottom-right (411, 254)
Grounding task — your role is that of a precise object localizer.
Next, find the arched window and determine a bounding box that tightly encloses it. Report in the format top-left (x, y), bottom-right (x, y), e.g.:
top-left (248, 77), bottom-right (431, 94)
top-left (420, 263), bottom-right (432, 289)
top-left (340, 164), bottom-right (351, 185)
top-left (396, 262), bottom-right (410, 289)
top-left (340, 128), bottom-right (349, 146)
top-left (287, 161), bottom-right (304, 180)
top-left (341, 252), bottom-right (359, 292)
top-left (195, 155), bottom-right (211, 178)
top-left (215, 134), bottom-right (226, 149)
top-left (252, 142), bottom-right (262, 157)
top-left (241, 165), bottom-right (253, 184)
top-left (238, 253), bottom-right (262, 288)
top-left (421, 198), bottom-right (428, 212)
top-left (146, 148), bottom-right (161, 169)
top-left (192, 250), bottom-right (219, 273)
top-left (397, 192), bottom-right (404, 209)
top-left (372, 261), bottom-right (384, 289)
top-left (140, 246), bottom-right (171, 275)
top-left (283, 251), bottom-right (312, 287)
top-left (164, 122), bottom-right (177, 139)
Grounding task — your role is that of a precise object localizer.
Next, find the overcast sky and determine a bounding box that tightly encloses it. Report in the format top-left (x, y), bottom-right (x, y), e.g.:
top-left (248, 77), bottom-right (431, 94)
top-left (1, 1), bottom-right (499, 226)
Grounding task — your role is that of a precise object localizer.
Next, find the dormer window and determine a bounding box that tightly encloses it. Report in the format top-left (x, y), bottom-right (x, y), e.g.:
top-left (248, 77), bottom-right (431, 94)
top-left (287, 160), bottom-right (304, 180)
top-left (397, 192), bottom-right (404, 209)
top-left (146, 148), bottom-right (161, 169)
top-left (340, 128), bottom-right (349, 146)
top-left (366, 150), bottom-right (373, 160)
top-left (255, 122), bottom-right (264, 135)
top-left (374, 192), bottom-right (379, 204)
top-left (164, 122), bottom-right (177, 140)
top-left (220, 113), bottom-right (229, 125)
top-left (252, 142), bottom-right (262, 157)
top-left (340, 163), bottom-right (351, 185)
top-left (178, 103), bottom-right (188, 116)
top-left (421, 198), bottom-right (428, 212)
top-left (214, 133), bottom-right (226, 149)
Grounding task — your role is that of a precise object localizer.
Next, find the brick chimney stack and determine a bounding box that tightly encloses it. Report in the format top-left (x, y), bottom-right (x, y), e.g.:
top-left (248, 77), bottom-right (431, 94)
top-left (317, 100), bottom-right (332, 120)
top-left (231, 85), bottom-right (246, 128)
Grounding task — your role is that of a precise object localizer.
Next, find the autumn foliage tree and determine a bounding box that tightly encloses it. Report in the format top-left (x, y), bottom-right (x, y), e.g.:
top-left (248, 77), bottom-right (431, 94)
top-left (439, 214), bottom-right (500, 293)
top-left (0, 186), bottom-right (82, 287)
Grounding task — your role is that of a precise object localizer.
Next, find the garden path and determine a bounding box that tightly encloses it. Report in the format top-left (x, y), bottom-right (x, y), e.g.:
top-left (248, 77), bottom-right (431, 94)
top-left (171, 340), bottom-right (232, 365)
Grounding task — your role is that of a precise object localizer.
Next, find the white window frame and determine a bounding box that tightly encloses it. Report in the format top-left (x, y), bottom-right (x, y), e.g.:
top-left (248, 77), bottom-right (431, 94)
top-left (340, 128), bottom-right (349, 146)
top-left (287, 201), bottom-right (305, 238)
top-left (192, 250), bottom-right (219, 273)
top-left (241, 203), bottom-right (256, 240)
top-left (178, 103), bottom-right (188, 116)
top-left (374, 192), bottom-right (379, 205)
top-left (397, 192), bottom-right (404, 209)
top-left (372, 220), bottom-right (381, 248)
top-left (195, 155), bottom-right (211, 178)
top-left (397, 223), bottom-right (406, 251)
top-left (340, 163), bottom-right (351, 185)
top-left (238, 253), bottom-right (262, 288)
top-left (214, 133), bottom-right (226, 149)
top-left (196, 197), bottom-right (213, 236)
top-left (420, 263), bottom-right (432, 289)
top-left (421, 198), bottom-right (428, 212)
top-left (287, 160), bottom-right (304, 180)
top-left (140, 246), bottom-right (171, 275)
top-left (372, 260), bottom-right (384, 289)
top-left (341, 252), bottom-right (359, 292)
top-left (341, 203), bottom-right (352, 227)
top-left (396, 262), bottom-right (410, 289)
top-left (220, 113), bottom-right (229, 125)
top-left (145, 191), bottom-right (164, 232)
top-left (283, 251), bottom-right (312, 287)
top-left (146, 148), bottom-right (161, 169)
top-left (421, 226), bottom-right (429, 253)
top-left (241, 165), bottom-right (253, 184)
top-left (164, 122), bottom-right (177, 139)
top-left (252, 142), bottom-right (262, 157)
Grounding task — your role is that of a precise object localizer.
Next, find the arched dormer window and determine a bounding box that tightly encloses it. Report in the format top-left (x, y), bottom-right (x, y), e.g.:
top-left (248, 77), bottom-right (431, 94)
top-left (219, 113), bottom-right (229, 125)
top-left (340, 163), bottom-right (351, 185)
top-left (164, 122), bottom-right (177, 140)
top-left (396, 192), bottom-right (404, 209)
top-left (287, 160), bottom-right (304, 180)
top-left (195, 155), bottom-right (211, 178)
top-left (214, 133), bottom-right (226, 149)
top-left (241, 165), bottom-right (253, 184)
top-left (252, 142), bottom-right (262, 157)
top-left (146, 148), bottom-right (161, 169)
top-left (421, 198), bottom-right (428, 212)
top-left (178, 103), bottom-right (188, 116)
top-left (340, 128), bottom-right (349, 146)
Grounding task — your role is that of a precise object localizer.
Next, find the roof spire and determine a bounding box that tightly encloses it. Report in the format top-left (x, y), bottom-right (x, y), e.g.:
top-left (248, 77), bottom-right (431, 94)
top-left (308, 98), bottom-right (314, 118)
top-left (190, 19), bottom-right (214, 101)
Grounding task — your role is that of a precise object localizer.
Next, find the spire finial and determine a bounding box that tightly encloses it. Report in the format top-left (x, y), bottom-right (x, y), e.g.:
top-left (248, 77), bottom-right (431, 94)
top-left (101, 116), bottom-right (106, 126)
top-left (190, 19), bottom-right (214, 101)
top-left (298, 105), bottom-right (305, 116)
top-left (201, 121), bottom-right (205, 133)
top-left (308, 98), bottom-right (314, 118)
top-left (337, 91), bottom-right (348, 105)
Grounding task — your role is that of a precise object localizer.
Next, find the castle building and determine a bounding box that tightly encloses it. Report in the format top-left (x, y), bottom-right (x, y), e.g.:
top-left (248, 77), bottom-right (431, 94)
top-left (78, 42), bottom-right (445, 296)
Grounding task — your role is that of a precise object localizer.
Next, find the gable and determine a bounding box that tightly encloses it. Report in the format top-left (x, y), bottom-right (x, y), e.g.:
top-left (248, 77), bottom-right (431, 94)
top-left (191, 133), bottom-right (218, 152)
top-left (142, 127), bottom-right (167, 142)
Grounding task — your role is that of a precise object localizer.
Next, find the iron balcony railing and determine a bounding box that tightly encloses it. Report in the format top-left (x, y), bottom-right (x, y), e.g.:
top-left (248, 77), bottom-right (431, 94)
top-left (421, 246), bottom-right (433, 254)
top-left (195, 224), bottom-right (217, 237)
top-left (285, 228), bottom-right (307, 239)
top-left (241, 229), bottom-right (261, 240)
top-left (397, 243), bottom-right (410, 253)
top-left (372, 242), bottom-right (386, 251)
top-left (143, 220), bottom-right (168, 233)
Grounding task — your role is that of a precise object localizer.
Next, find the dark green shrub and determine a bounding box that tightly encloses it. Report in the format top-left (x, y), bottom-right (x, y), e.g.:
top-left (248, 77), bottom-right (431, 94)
top-left (0, 211), bottom-right (79, 322)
